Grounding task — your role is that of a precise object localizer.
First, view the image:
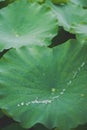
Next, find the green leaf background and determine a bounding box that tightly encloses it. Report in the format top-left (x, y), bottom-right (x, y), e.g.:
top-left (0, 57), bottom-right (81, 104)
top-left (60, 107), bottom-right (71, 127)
top-left (0, 0), bottom-right (87, 130)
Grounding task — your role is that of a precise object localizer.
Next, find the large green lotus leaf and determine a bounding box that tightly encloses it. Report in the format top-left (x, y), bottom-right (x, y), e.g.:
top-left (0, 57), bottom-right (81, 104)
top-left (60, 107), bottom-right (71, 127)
top-left (0, 40), bottom-right (87, 130)
top-left (0, 0), bottom-right (58, 51)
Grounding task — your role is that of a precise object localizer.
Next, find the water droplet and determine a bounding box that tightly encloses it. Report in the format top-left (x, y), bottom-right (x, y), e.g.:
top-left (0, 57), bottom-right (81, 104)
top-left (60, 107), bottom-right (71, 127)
top-left (52, 96), bottom-right (59, 100)
top-left (17, 104), bottom-right (20, 107)
top-left (26, 102), bottom-right (31, 106)
top-left (30, 98), bottom-right (52, 105)
top-left (16, 34), bottom-right (19, 37)
top-left (21, 102), bottom-right (24, 106)
top-left (73, 71), bottom-right (78, 79)
top-left (63, 89), bottom-right (66, 92)
top-left (41, 100), bottom-right (52, 104)
top-left (51, 88), bottom-right (56, 92)
top-left (81, 62), bottom-right (85, 67)
top-left (60, 92), bottom-right (64, 95)
top-left (32, 99), bottom-right (39, 104)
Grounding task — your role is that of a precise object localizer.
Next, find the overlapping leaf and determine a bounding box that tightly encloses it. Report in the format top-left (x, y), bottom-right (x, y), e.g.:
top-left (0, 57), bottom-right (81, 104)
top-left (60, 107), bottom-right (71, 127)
top-left (0, 0), bottom-right (58, 51)
top-left (46, 0), bottom-right (87, 43)
top-left (0, 40), bottom-right (87, 130)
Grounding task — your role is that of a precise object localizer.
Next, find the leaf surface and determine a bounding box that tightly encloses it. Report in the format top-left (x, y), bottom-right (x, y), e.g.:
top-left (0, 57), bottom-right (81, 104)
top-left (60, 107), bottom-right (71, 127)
top-left (0, 40), bottom-right (87, 130)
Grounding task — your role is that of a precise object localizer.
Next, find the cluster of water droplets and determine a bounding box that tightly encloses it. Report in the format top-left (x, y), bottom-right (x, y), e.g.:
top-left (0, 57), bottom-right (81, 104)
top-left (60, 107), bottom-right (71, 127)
top-left (17, 88), bottom-right (66, 107)
top-left (17, 62), bottom-right (86, 107)
top-left (17, 98), bottom-right (52, 107)
top-left (67, 62), bottom-right (85, 86)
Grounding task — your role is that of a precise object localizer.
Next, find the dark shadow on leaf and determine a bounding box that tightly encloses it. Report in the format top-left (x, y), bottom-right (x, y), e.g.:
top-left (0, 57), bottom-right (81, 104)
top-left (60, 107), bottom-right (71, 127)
top-left (0, 115), bottom-right (16, 128)
top-left (0, 49), bottom-right (10, 59)
top-left (0, 0), bottom-right (15, 9)
top-left (29, 123), bottom-right (50, 130)
top-left (71, 122), bottom-right (87, 130)
top-left (49, 27), bottom-right (76, 48)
